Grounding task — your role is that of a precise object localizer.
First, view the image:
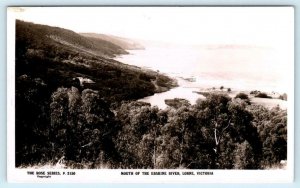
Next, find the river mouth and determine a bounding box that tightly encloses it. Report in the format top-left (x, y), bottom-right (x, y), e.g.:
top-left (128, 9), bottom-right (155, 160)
top-left (115, 44), bottom-right (288, 109)
top-left (137, 76), bottom-right (287, 110)
top-left (138, 77), bottom-right (206, 109)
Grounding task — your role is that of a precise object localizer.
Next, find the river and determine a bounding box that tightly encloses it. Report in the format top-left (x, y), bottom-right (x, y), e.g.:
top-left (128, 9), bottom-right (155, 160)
top-left (115, 43), bottom-right (287, 109)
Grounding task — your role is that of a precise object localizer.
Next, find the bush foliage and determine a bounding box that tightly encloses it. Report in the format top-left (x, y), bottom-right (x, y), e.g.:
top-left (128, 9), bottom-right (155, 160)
top-left (16, 89), bottom-right (287, 169)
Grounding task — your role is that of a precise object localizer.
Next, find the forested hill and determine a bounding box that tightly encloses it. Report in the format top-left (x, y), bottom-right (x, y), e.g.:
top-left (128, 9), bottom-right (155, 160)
top-left (15, 20), bottom-right (176, 166)
top-left (80, 33), bottom-right (145, 50)
top-left (16, 20), bottom-right (128, 58)
top-left (15, 20), bottom-right (176, 103)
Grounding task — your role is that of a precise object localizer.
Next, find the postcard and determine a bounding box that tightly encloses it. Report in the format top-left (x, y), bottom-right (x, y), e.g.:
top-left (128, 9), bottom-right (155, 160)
top-left (7, 6), bottom-right (294, 183)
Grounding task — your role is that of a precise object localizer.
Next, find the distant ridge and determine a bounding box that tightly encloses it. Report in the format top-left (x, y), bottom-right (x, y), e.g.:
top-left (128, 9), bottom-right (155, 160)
top-left (80, 33), bottom-right (144, 50)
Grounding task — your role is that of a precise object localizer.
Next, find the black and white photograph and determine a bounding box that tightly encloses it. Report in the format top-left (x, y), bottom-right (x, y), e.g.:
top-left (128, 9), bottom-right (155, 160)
top-left (7, 7), bottom-right (294, 183)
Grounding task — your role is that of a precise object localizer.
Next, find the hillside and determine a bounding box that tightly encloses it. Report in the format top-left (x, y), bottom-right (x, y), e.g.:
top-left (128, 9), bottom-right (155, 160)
top-left (16, 20), bottom-right (128, 58)
top-left (15, 20), bottom-right (176, 104)
top-left (15, 20), bottom-right (178, 167)
top-left (80, 33), bottom-right (144, 50)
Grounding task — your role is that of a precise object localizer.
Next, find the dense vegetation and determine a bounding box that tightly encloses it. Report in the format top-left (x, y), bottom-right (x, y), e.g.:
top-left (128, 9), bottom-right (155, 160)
top-left (16, 89), bottom-right (287, 169)
top-left (15, 20), bottom-right (176, 167)
top-left (15, 20), bottom-right (287, 169)
top-left (15, 20), bottom-right (175, 103)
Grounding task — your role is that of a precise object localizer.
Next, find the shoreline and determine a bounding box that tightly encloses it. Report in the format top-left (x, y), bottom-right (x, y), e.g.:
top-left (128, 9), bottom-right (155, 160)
top-left (115, 49), bottom-right (287, 110)
top-left (139, 75), bottom-right (287, 110)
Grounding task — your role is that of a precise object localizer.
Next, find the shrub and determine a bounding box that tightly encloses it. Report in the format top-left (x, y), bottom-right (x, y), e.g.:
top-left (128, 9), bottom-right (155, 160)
top-left (164, 98), bottom-right (190, 108)
top-left (278, 93), bottom-right (287, 101)
top-left (250, 90), bottom-right (260, 95)
top-left (235, 93), bottom-right (249, 100)
top-left (255, 92), bottom-right (272, 98)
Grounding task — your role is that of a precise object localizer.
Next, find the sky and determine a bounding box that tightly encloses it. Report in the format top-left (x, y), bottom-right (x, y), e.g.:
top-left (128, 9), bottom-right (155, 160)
top-left (11, 7), bottom-right (294, 49)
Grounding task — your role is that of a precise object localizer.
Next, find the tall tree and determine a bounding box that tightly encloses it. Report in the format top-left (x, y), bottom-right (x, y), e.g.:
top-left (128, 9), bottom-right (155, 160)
top-left (194, 94), bottom-right (261, 169)
top-left (50, 87), bottom-right (116, 165)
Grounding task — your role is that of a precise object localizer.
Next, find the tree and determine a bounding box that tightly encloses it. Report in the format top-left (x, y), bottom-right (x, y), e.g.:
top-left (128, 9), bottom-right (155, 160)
top-left (234, 140), bottom-right (256, 169)
top-left (115, 101), bottom-right (161, 168)
top-left (157, 106), bottom-right (193, 168)
top-left (50, 87), bottom-right (82, 161)
top-left (156, 105), bottom-right (212, 169)
top-left (194, 93), bottom-right (261, 169)
top-left (50, 87), bottom-right (117, 165)
top-left (248, 105), bottom-right (287, 167)
top-left (15, 76), bottom-right (50, 166)
top-left (135, 106), bottom-right (163, 168)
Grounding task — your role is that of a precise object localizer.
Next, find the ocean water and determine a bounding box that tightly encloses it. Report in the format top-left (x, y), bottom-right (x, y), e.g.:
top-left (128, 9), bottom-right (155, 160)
top-left (115, 44), bottom-right (289, 109)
